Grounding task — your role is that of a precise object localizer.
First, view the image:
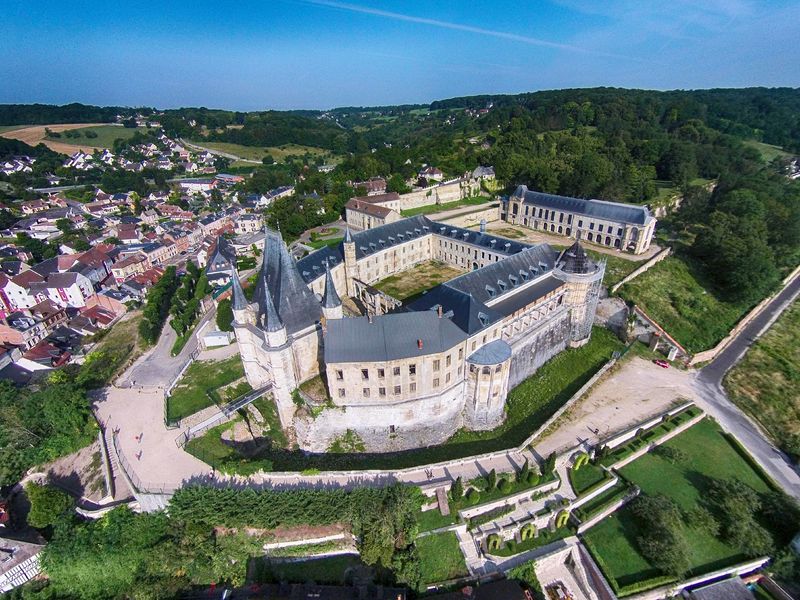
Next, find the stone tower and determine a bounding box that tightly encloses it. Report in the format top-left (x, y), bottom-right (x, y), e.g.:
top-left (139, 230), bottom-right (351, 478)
top-left (343, 227), bottom-right (358, 296)
top-left (463, 339), bottom-right (513, 430)
top-left (554, 240), bottom-right (604, 346)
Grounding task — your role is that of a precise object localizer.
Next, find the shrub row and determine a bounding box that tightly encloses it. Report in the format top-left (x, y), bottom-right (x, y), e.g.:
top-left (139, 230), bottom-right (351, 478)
top-left (467, 505), bottom-right (515, 529)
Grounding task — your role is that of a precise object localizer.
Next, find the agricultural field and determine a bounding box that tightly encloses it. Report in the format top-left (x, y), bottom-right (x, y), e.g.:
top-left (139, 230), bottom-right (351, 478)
top-left (725, 301), bottom-right (800, 459)
top-left (189, 140), bottom-right (334, 164)
top-left (45, 125), bottom-right (143, 148)
top-left (582, 418), bottom-right (777, 596)
top-left (617, 256), bottom-right (751, 353)
top-left (0, 122), bottom-right (113, 154)
top-left (373, 260), bottom-right (464, 301)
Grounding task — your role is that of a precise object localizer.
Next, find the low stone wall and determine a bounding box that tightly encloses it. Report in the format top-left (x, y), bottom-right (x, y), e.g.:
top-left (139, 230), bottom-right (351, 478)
top-left (608, 411), bottom-right (705, 470)
top-left (627, 557), bottom-right (769, 600)
top-left (570, 476), bottom-right (619, 511)
top-left (600, 401), bottom-right (694, 450)
top-left (576, 488), bottom-right (639, 534)
top-left (690, 264), bottom-right (800, 365)
top-left (262, 532), bottom-right (349, 551)
top-left (438, 204), bottom-right (501, 228)
top-left (610, 247), bottom-right (672, 294)
top-left (459, 477), bottom-right (561, 520)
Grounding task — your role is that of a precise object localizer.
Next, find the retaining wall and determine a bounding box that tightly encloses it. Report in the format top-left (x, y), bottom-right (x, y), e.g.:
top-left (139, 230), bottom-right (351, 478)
top-left (437, 204), bottom-right (501, 228)
top-left (600, 401), bottom-right (694, 450)
top-left (610, 247), bottom-right (672, 294)
top-left (608, 411), bottom-right (705, 470)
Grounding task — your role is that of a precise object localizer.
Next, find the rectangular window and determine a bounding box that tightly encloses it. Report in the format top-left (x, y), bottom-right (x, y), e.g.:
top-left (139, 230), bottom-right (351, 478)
top-left (338, 388), bottom-right (346, 398)
top-left (410, 382), bottom-right (417, 392)
top-left (393, 366), bottom-right (400, 376)
top-left (446, 355), bottom-right (451, 367)
top-left (433, 378), bottom-right (440, 388)
top-left (409, 364), bottom-right (416, 376)
top-left (363, 388), bottom-right (370, 398)
top-left (394, 385), bottom-right (401, 395)
top-left (445, 373), bottom-right (451, 383)
top-left (379, 387), bottom-right (386, 397)
top-left (578, 219), bottom-right (583, 227)
top-left (458, 348), bottom-right (463, 360)
top-left (589, 222), bottom-right (594, 230)
top-left (361, 369), bottom-right (369, 380)
top-left (433, 359), bottom-right (440, 371)
top-left (617, 227), bottom-right (623, 236)
top-left (336, 370), bottom-right (343, 381)
top-left (377, 368), bottom-right (385, 378)
top-left (598, 224), bottom-right (603, 233)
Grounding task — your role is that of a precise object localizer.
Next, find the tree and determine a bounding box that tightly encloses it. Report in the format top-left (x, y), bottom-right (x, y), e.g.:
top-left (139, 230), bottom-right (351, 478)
top-left (485, 469), bottom-right (497, 490)
top-left (26, 483), bottom-right (73, 529)
top-left (631, 494), bottom-right (691, 577)
top-left (516, 459), bottom-right (529, 484)
top-left (216, 298), bottom-right (234, 332)
top-left (450, 476), bottom-right (463, 502)
top-left (542, 452), bottom-right (557, 474)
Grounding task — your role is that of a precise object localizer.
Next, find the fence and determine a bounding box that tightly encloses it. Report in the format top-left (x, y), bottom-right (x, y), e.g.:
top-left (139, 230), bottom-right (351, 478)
top-left (111, 430), bottom-right (179, 495)
top-left (163, 347), bottom-right (201, 428)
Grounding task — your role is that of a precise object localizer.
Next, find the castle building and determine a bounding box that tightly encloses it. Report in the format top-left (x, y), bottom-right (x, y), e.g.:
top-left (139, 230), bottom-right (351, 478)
top-left (232, 214), bottom-right (604, 451)
top-left (505, 185), bottom-right (656, 254)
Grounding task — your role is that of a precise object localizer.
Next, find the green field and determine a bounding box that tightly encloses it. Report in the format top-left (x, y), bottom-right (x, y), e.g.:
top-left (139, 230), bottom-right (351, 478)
top-left (744, 140), bottom-right (792, 163)
top-left (582, 419), bottom-right (775, 595)
top-left (166, 355), bottom-right (245, 422)
top-left (46, 125), bottom-right (144, 148)
top-left (190, 140), bottom-right (333, 163)
top-left (186, 327), bottom-right (622, 473)
top-left (0, 125), bottom-right (27, 133)
top-left (416, 531), bottom-right (468, 585)
top-left (618, 256), bottom-right (751, 352)
top-left (568, 462), bottom-right (609, 495)
top-left (725, 301), bottom-right (800, 459)
top-left (400, 196), bottom-right (493, 217)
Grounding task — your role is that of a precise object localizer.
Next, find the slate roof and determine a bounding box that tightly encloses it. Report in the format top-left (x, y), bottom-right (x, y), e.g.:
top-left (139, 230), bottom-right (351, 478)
top-left (557, 240), bottom-right (594, 274)
top-left (322, 264), bottom-right (341, 309)
top-left (255, 228), bottom-right (321, 335)
top-left (325, 311), bottom-right (466, 363)
top-left (345, 199), bottom-right (395, 218)
top-left (407, 285), bottom-right (502, 335)
top-left (467, 339), bottom-right (512, 365)
top-left (513, 185), bottom-right (653, 225)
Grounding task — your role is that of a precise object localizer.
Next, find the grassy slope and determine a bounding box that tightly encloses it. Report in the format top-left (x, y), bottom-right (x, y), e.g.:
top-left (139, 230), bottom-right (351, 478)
top-left (416, 531), bottom-right (468, 584)
top-left (744, 140), bottom-right (792, 163)
top-left (618, 256), bottom-right (750, 353)
top-left (400, 196), bottom-right (493, 217)
top-left (190, 140), bottom-right (331, 163)
top-left (46, 125), bottom-right (143, 148)
top-left (725, 301), bottom-right (800, 456)
top-left (166, 355), bottom-right (245, 421)
top-left (583, 419), bottom-right (773, 591)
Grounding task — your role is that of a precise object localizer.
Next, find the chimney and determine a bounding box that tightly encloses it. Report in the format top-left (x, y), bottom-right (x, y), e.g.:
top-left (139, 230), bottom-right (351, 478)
top-left (480, 219), bottom-right (486, 233)
top-left (437, 305), bottom-right (443, 318)
top-left (417, 339), bottom-right (423, 349)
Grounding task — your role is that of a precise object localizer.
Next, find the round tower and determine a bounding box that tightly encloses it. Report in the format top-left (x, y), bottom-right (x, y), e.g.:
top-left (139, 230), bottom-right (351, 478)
top-left (554, 240), bottom-right (605, 346)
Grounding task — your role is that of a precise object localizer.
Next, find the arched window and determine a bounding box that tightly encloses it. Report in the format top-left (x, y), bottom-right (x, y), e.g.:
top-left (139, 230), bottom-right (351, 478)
top-left (558, 226), bottom-right (563, 234)
top-left (587, 233), bottom-right (594, 242)
top-left (605, 236), bottom-right (611, 246)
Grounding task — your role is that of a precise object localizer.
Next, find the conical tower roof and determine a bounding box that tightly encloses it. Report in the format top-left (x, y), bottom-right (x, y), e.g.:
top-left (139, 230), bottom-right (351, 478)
top-left (322, 262), bottom-right (341, 309)
top-left (230, 267), bottom-right (248, 311)
top-left (558, 240), bottom-right (592, 274)
top-left (261, 272), bottom-right (284, 332)
top-left (343, 227), bottom-right (353, 243)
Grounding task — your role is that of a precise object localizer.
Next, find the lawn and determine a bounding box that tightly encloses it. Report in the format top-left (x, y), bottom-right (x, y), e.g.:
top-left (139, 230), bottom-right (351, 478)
top-left (46, 125), bottom-right (144, 148)
top-left (189, 140), bottom-right (334, 164)
top-left (306, 236), bottom-right (343, 250)
top-left (251, 554), bottom-right (365, 585)
top-left (568, 462), bottom-right (608, 496)
top-left (400, 196), bottom-right (493, 217)
top-left (166, 355), bottom-right (245, 422)
top-left (415, 531), bottom-right (468, 585)
top-left (373, 260), bottom-right (464, 301)
top-left (744, 140), bottom-right (792, 163)
top-left (185, 328), bottom-right (622, 473)
top-left (617, 256), bottom-right (752, 352)
top-left (725, 302), bottom-right (800, 459)
top-left (417, 508), bottom-right (458, 533)
top-left (583, 418), bottom-right (775, 595)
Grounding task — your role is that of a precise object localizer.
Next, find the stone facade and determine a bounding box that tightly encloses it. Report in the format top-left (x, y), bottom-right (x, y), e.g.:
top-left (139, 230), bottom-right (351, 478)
top-left (233, 215), bottom-right (604, 452)
top-left (505, 185), bottom-right (657, 254)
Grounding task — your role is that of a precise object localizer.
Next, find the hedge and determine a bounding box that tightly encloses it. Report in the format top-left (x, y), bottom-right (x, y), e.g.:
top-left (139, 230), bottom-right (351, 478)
top-left (467, 505), bottom-right (515, 530)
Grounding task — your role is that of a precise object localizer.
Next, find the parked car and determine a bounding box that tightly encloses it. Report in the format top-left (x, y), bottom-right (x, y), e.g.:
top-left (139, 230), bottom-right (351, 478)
top-left (653, 359), bottom-right (670, 369)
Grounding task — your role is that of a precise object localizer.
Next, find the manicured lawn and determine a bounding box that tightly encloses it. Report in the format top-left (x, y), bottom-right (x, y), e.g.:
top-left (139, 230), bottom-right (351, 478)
top-left (251, 554), bottom-right (365, 584)
top-left (725, 302), bottom-right (800, 459)
top-left (400, 195), bottom-right (492, 217)
top-left (46, 125), bottom-right (144, 148)
top-left (306, 236), bottom-right (343, 250)
top-left (373, 260), bottom-right (464, 301)
top-left (583, 418), bottom-right (775, 595)
top-left (416, 531), bottom-right (468, 584)
top-left (573, 482), bottom-right (629, 521)
top-left (166, 355), bottom-right (245, 422)
top-left (185, 328), bottom-right (622, 473)
top-left (618, 256), bottom-right (752, 352)
top-left (417, 508), bottom-right (458, 533)
top-left (568, 463), bottom-right (608, 495)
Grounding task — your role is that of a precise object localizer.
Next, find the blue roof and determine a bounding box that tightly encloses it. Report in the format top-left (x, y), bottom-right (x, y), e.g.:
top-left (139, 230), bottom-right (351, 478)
top-left (513, 185), bottom-right (652, 226)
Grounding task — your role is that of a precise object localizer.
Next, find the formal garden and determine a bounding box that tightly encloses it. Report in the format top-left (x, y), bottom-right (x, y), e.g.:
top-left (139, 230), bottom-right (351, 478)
top-left (581, 418), bottom-right (797, 597)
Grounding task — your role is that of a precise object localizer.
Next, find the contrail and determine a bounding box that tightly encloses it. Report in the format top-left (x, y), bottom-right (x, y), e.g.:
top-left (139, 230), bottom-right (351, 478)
top-left (304, 0), bottom-right (639, 61)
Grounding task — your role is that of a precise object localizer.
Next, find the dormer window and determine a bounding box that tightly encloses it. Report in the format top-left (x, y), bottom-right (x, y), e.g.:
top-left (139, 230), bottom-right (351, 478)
top-left (422, 226), bottom-right (429, 232)
top-left (439, 227), bottom-right (446, 234)
top-left (388, 236), bottom-right (395, 243)
top-left (369, 242), bottom-right (376, 251)
top-left (360, 246), bottom-right (368, 252)
top-left (504, 242), bottom-right (511, 251)
top-left (477, 312), bottom-right (488, 327)
top-left (509, 275), bottom-right (517, 286)
top-left (414, 228), bottom-right (421, 235)
top-left (489, 239), bottom-right (496, 247)
top-left (463, 232), bottom-right (469, 240)
top-left (539, 261), bottom-right (548, 271)
top-left (530, 266), bottom-right (538, 275)
top-left (497, 279), bottom-right (506, 291)
top-left (520, 270), bottom-right (529, 281)
top-left (485, 285), bottom-right (496, 298)
top-left (398, 234), bottom-right (404, 240)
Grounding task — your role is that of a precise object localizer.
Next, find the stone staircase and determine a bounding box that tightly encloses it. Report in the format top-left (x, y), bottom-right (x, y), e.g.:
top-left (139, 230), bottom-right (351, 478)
top-left (100, 426), bottom-right (132, 501)
top-left (455, 526), bottom-right (487, 576)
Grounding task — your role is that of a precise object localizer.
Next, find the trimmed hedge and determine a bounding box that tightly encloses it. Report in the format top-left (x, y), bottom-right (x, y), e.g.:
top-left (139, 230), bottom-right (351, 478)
top-left (468, 505), bottom-right (515, 529)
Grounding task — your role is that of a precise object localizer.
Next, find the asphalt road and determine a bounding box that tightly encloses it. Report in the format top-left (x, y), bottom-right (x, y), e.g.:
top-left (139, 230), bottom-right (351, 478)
top-left (693, 273), bottom-right (800, 497)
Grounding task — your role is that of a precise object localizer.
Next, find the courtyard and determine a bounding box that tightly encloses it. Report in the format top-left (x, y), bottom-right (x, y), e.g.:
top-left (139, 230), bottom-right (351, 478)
top-left (372, 259), bottom-right (464, 301)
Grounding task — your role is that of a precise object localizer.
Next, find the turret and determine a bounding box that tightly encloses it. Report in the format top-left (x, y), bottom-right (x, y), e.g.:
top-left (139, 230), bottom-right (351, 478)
top-left (230, 267), bottom-right (254, 325)
top-left (321, 262), bottom-right (343, 320)
top-left (262, 277), bottom-right (288, 347)
top-left (554, 240), bottom-right (604, 346)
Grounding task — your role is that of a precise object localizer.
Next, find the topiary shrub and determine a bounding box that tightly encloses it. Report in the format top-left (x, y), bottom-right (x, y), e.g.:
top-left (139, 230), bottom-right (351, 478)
top-left (498, 478), bottom-right (513, 494)
top-left (526, 471), bottom-right (540, 486)
top-left (486, 533), bottom-right (502, 552)
top-left (573, 452), bottom-right (589, 470)
top-left (556, 510), bottom-right (570, 529)
top-left (466, 488), bottom-right (481, 505)
top-left (520, 522), bottom-right (536, 541)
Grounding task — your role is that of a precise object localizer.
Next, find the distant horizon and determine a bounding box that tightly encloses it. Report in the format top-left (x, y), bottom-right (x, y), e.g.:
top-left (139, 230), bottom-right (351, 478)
top-left (2, 1), bottom-right (798, 111)
top-left (3, 84), bottom-right (800, 115)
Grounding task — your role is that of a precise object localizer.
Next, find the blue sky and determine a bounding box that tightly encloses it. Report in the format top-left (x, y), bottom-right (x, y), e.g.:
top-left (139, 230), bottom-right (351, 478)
top-left (2, 0), bottom-right (798, 110)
